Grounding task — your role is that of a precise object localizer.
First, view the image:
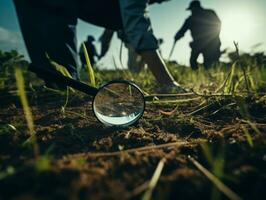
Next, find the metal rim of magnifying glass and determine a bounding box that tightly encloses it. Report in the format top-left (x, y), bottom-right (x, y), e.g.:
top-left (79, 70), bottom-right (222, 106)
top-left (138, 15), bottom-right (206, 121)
top-left (92, 80), bottom-right (145, 127)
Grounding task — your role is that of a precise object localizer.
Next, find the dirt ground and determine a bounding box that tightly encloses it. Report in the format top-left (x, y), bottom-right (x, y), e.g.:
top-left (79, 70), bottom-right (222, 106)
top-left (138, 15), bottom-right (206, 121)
top-left (0, 89), bottom-right (266, 200)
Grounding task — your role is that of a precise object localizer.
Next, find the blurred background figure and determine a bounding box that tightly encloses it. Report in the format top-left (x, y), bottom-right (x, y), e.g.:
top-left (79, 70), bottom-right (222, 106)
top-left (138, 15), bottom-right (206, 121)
top-left (79, 35), bottom-right (99, 68)
top-left (99, 29), bottom-right (146, 73)
top-left (174, 0), bottom-right (221, 70)
top-left (157, 38), bottom-right (164, 56)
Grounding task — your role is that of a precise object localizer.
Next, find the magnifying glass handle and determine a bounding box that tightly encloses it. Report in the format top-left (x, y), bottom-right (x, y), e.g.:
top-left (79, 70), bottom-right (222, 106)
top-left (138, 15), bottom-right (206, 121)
top-left (29, 64), bottom-right (98, 96)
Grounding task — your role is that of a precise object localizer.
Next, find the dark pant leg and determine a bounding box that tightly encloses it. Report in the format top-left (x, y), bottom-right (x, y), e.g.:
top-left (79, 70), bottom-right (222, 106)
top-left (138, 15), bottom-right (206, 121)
top-left (202, 45), bottom-right (220, 70)
top-left (190, 48), bottom-right (200, 70)
top-left (13, 0), bottom-right (79, 80)
top-left (77, 0), bottom-right (123, 30)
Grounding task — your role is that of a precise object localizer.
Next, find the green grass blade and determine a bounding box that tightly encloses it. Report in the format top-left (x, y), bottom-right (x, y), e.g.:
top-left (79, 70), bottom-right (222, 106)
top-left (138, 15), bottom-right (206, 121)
top-left (224, 62), bottom-right (236, 94)
top-left (248, 75), bottom-right (256, 91)
top-left (201, 143), bottom-right (214, 166)
top-left (243, 120), bottom-right (261, 135)
top-left (15, 67), bottom-right (35, 135)
top-left (82, 43), bottom-right (96, 87)
top-left (15, 66), bottom-right (39, 157)
top-left (241, 125), bottom-right (254, 147)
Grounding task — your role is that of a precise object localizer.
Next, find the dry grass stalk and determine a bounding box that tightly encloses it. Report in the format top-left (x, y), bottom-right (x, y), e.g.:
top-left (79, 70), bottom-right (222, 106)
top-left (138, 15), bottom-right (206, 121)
top-left (86, 140), bottom-right (206, 158)
top-left (142, 158), bottom-right (166, 200)
top-left (188, 156), bottom-right (242, 200)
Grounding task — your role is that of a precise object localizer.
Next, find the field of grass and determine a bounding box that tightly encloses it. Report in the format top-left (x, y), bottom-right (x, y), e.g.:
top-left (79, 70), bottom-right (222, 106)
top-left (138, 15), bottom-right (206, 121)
top-left (0, 49), bottom-right (266, 200)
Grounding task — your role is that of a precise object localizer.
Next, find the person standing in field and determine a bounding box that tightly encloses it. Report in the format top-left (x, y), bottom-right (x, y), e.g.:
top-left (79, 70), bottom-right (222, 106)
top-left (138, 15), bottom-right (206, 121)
top-left (13, 0), bottom-right (186, 92)
top-left (79, 35), bottom-right (99, 68)
top-left (174, 0), bottom-right (222, 70)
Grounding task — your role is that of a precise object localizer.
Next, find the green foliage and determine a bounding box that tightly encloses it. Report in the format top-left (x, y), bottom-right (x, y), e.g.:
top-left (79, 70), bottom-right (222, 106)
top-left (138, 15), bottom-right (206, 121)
top-left (34, 155), bottom-right (51, 172)
top-left (0, 166), bottom-right (15, 180)
top-left (50, 60), bottom-right (73, 78)
top-left (241, 125), bottom-right (254, 147)
top-left (0, 50), bottom-right (28, 89)
top-left (228, 51), bottom-right (266, 67)
top-left (14, 66), bottom-right (39, 157)
top-left (201, 143), bottom-right (225, 178)
top-left (0, 124), bottom-right (17, 136)
top-left (82, 43), bottom-right (96, 87)
top-left (224, 61), bottom-right (237, 94)
top-left (1, 49), bottom-right (265, 94)
top-left (0, 48), bottom-right (265, 200)
top-left (61, 87), bottom-right (70, 115)
top-left (201, 143), bottom-right (225, 200)
top-left (14, 66), bottom-right (35, 136)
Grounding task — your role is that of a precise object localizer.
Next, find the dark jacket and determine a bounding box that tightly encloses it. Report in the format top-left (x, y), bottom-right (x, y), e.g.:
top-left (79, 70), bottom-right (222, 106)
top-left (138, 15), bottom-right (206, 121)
top-left (175, 8), bottom-right (221, 49)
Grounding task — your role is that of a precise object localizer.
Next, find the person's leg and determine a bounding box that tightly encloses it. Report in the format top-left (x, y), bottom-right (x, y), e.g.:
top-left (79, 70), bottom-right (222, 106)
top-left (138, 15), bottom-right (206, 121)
top-left (13, 0), bottom-right (79, 80)
top-left (190, 48), bottom-right (200, 70)
top-left (127, 44), bottom-right (144, 73)
top-left (78, 0), bottom-right (183, 89)
top-left (203, 47), bottom-right (220, 70)
top-left (77, 0), bottom-right (123, 30)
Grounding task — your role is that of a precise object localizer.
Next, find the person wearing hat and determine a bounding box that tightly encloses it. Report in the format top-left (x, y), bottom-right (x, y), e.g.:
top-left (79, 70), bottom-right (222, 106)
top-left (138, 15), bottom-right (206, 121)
top-left (13, 0), bottom-right (185, 92)
top-left (174, 0), bottom-right (222, 70)
top-left (79, 35), bottom-right (99, 68)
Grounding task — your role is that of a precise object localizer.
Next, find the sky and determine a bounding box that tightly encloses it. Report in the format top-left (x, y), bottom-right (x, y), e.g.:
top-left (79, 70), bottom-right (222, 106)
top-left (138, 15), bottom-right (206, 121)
top-left (0, 0), bottom-right (265, 68)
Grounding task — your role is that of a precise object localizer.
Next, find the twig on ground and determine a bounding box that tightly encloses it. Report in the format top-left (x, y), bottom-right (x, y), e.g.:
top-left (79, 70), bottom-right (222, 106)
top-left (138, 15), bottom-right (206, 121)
top-left (145, 92), bottom-right (195, 98)
top-left (146, 97), bottom-right (201, 104)
top-left (159, 106), bottom-right (178, 116)
top-left (142, 158), bottom-right (166, 200)
top-left (233, 41), bottom-right (250, 93)
top-left (85, 140), bottom-right (206, 158)
top-left (64, 110), bottom-right (91, 121)
top-left (126, 182), bottom-right (149, 199)
top-left (188, 156), bottom-right (242, 200)
top-left (188, 102), bottom-right (213, 116)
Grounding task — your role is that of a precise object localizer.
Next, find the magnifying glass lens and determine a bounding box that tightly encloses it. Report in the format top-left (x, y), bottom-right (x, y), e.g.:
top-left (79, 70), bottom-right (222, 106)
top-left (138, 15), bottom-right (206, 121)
top-left (93, 82), bottom-right (144, 126)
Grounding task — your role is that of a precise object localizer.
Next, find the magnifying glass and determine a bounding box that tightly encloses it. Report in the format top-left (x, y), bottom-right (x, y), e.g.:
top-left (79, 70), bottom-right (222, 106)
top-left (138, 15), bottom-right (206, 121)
top-left (29, 65), bottom-right (145, 127)
top-left (93, 80), bottom-right (145, 126)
